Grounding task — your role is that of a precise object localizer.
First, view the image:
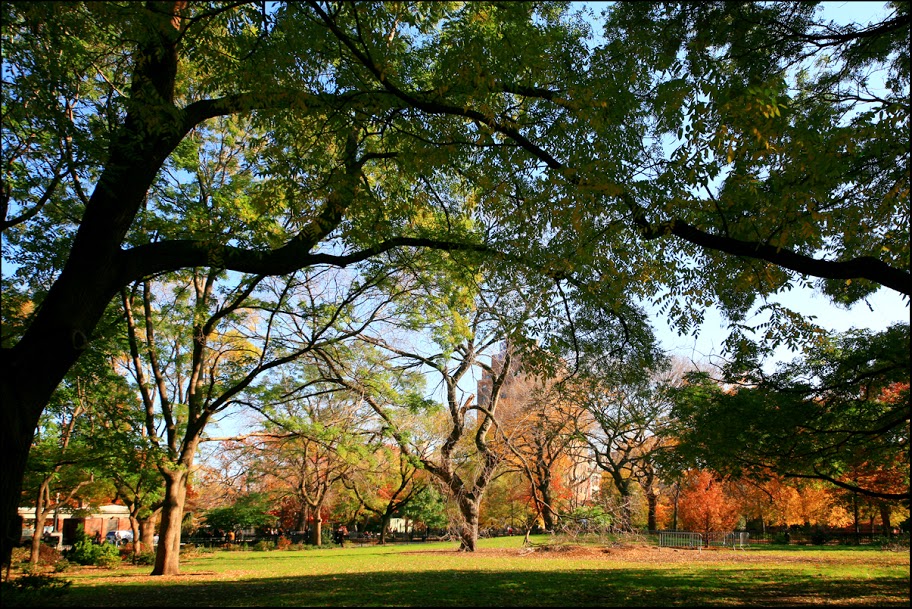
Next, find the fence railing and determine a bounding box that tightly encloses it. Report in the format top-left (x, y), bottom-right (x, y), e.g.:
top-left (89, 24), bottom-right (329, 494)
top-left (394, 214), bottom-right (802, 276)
top-left (657, 531), bottom-right (749, 549)
top-left (658, 531), bottom-right (703, 549)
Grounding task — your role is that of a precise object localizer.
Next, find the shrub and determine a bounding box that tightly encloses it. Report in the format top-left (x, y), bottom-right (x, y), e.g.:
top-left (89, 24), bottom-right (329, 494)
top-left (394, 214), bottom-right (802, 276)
top-left (772, 532), bottom-right (791, 545)
top-left (810, 530), bottom-right (829, 545)
top-left (37, 543), bottom-right (62, 567)
top-left (276, 536), bottom-right (292, 550)
top-left (253, 540), bottom-right (274, 551)
top-left (131, 551), bottom-right (156, 565)
top-left (1, 574), bottom-right (71, 607)
top-left (64, 539), bottom-right (122, 567)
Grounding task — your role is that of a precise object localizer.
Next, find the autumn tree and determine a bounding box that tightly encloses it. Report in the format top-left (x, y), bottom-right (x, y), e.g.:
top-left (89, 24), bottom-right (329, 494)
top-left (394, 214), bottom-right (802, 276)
top-left (239, 355), bottom-right (382, 546)
top-left (493, 366), bottom-right (584, 534)
top-left (676, 469), bottom-right (741, 539)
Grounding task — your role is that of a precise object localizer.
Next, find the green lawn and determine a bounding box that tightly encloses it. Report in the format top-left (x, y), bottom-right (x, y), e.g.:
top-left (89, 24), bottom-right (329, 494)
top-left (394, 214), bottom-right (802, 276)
top-left (7, 536), bottom-right (910, 607)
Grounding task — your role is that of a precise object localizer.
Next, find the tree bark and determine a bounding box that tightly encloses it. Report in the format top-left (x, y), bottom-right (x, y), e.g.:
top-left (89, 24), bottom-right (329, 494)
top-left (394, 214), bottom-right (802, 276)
top-left (645, 488), bottom-right (658, 532)
top-left (312, 514), bottom-right (323, 547)
top-left (28, 481), bottom-right (52, 567)
top-left (456, 496), bottom-right (480, 552)
top-left (139, 509), bottom-right (160, 554)
top-left (151, 468), bottom-right (189, 575)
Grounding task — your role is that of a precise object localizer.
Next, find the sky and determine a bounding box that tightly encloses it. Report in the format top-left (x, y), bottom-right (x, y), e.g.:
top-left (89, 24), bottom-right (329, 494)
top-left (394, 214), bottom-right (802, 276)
top-left (651, 285), bottom-right (909, 372)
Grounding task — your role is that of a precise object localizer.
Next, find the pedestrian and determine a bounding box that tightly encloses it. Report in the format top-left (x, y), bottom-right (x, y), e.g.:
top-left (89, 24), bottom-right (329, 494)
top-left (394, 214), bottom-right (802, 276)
top-left (336, 524), bottom-right (348, 547)
top-left (93, 530), bottom-right (102, 545)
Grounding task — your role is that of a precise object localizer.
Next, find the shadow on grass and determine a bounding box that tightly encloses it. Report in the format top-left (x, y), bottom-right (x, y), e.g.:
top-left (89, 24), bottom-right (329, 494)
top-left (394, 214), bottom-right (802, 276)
top-left (49, 566), bottom-right (909, 607)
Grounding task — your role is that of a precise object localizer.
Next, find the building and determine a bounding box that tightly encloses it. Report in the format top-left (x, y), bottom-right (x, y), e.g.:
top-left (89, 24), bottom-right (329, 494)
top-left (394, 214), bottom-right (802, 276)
top-left (18, 504), bottom-right (132, 548)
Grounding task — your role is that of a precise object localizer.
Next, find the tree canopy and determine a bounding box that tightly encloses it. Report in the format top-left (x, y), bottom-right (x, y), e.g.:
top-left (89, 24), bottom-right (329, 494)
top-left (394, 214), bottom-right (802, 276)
top-left (2, 0), bottom-right (908, 569)
top-left (669, 323), bottom-right (910, 502)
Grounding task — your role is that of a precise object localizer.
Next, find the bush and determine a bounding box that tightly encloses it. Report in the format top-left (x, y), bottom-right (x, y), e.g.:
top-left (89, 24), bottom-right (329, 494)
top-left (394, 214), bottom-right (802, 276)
top-left (131, 551), bottom-right (156, 565)
top-left (810, 530), bottom-right (829, 545)
top-left (276, 536), bottom-right (292, 550)
top-left (772, 532), bottom-right (791, 545)
top-left (253, 540), bottom-right (274, 551)
top-left (1, 574), bottom-right (71, 607)
top-left (64, 539), bottom-right (122, 568)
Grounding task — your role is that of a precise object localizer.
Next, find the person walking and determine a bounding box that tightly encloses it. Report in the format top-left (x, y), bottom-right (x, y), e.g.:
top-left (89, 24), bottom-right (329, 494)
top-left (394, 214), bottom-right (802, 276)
top-left (336, 524), bottom-right (348, 547)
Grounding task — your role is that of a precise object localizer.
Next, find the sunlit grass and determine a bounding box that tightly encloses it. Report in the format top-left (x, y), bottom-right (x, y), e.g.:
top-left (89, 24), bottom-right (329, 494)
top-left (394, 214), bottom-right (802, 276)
top-left (10, 536), bottom-right (909, 607)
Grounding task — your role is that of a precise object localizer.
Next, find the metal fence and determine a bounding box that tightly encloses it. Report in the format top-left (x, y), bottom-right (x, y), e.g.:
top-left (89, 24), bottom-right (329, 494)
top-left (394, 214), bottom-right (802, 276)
top-left (657, 531), bottom-right (749, 549)
top-left (710, 532), bottom-right (749, 549)
top-left (658, 531), bottom-right (703, 549)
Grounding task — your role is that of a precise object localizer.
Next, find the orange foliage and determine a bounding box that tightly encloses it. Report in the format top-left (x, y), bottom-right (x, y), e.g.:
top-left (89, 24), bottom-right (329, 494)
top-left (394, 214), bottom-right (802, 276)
top-left (677, 470), bottom-right (740, 533)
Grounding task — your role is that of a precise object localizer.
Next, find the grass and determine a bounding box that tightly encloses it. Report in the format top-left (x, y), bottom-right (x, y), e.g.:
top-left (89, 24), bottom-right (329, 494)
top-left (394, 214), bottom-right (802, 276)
top-left (5, 536), bottom-right (909, 607)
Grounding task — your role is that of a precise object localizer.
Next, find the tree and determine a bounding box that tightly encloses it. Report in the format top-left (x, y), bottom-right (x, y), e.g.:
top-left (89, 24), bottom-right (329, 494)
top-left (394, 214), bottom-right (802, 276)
top-left (243, 381), bottom-right (371, 547)
top-left (570, 359), bottom-right (673, 530)
top-left (202, 493), bottom-right (276, 537)
top-left (89, 400), bottom-right (165, 559)
top-left (676, 469), bottom-right (741, 538)
top-left (3, 1), bottom-right (908, 570)
top-left (345, 327), bottom-right (516, 552)
top-left (343, 444), bottom-right (425, 545)
top-left (20, 334), bottom-right (133, 566)
top-left (319, 274), bottom-right (543, 552)
top-left (0, 1), bottom-right (502, 567)
top-left (669, 323), bottom-right (910, 502)
top-left (122, 263), bottom-right (398, 572)
top-left (494, 366), bottom-right (582, 534)
top-left (400, 484), bottom-right (449, 535)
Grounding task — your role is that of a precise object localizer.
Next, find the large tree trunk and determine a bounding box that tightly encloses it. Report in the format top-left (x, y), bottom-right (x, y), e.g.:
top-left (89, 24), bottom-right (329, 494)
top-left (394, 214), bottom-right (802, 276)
top-left (0, 3), bottom-right (186, 575)
top-left (379, 513), bottom-right (392, 544)
top-left (312, 514), bottom-right (323, 547)
top-left (609, 473), bottom-right (634, 531)
top-left (1, 384), bottom-right (47, 573)
top-left (296, 504), bottom-right (308, 533)
top-left (456, 497), bottom-right (480, 552)
top-left (538, 480), bottom-right (556, 532)
top-left (645, 487), bottom-right (658, 532)
top-left (879, 502), bottom-right (892, 535)
top-left (151, 469), bottom-right (189, 575)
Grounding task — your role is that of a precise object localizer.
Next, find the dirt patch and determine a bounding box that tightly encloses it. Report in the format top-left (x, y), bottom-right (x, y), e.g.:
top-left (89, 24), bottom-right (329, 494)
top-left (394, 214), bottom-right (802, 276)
top-left (414, 544), bottom-right (911, 567)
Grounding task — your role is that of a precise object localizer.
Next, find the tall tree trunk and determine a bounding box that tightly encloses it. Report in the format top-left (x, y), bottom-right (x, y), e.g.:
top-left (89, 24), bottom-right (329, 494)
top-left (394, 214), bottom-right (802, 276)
top-left (456, 497), bottom-right (479, 552)
top-left (296, 504), bottom-right (308, 534)
top-left (645, 487), bottom-right (658, 532)
top-left (28, 482), bottom-right (52, 567)
top-left (1, 387), bottom-right (43, 573)
top-left (128, 516), bottom-right (142, 560)
top-left (879, 502), bottom-right (892, 535)
top-left (312, 514), bottom-right (323, 546)
top-left (538, 481), bottom-right (556, 532)
top-left (151, 469), bottom-right (188, 575)
top-left (380, 513), bottom-right (392, 544)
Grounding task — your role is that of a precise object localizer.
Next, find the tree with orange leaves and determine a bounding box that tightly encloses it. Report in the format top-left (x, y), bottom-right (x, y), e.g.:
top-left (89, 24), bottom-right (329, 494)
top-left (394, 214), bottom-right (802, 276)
top-left (676, 469), bottom-right (740, 537)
